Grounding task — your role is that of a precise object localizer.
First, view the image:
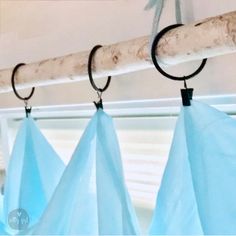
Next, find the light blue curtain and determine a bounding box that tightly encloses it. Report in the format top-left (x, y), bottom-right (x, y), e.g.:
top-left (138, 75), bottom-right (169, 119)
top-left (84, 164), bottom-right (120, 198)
top-left (149, 100), bottom-right (236, 235)
top-left (31, 109), bottom-right (140, 235)
top-left (3, 116), bottom-right (65, 234)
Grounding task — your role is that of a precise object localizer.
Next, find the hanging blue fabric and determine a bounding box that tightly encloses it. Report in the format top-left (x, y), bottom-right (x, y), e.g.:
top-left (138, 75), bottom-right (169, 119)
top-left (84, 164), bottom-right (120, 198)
top-left (3, 116), bottom-right (65, 234)
top-left (31, 109), bottom-right (140, 235)
top-left (149, 100), bottom-right (236, 235)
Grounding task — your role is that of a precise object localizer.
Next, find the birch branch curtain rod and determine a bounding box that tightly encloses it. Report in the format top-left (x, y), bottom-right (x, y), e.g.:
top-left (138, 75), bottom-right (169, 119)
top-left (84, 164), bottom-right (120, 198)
top-left (0, 10), bottom-right (236, 93)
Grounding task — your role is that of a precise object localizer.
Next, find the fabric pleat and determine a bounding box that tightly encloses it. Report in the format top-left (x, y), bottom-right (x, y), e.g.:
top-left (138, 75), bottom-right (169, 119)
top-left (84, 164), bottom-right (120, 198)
top-left (32, 109), bottom-right (140, 235)
top-left (150, 100), bottom-right (236, 235)
top-left (3, 116), bottom-right (65, 234)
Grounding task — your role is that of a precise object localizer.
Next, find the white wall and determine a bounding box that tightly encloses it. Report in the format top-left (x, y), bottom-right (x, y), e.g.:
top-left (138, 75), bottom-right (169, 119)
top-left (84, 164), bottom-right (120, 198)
top-left (0, 0), bottom-right (236, 109)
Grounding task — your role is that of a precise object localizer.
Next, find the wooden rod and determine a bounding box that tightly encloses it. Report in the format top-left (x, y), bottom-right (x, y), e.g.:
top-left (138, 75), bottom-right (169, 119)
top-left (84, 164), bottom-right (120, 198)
top-left (1, 10), bottom-right (236, 93)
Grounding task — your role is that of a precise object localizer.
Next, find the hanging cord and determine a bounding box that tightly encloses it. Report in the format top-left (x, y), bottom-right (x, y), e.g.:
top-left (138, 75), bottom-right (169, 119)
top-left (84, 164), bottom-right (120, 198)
top-left (145, 0), bottom-right (182, 54)
top-left (87, 45), bottom-right (111, 110)
top-left (11, 63), bottom-right (35, 117)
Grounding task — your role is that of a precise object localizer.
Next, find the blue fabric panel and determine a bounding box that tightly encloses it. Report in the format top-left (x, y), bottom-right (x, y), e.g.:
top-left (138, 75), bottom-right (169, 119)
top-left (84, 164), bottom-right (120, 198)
top-left (3, 116), bottom-right (65, 234)
top-left (150, 100), bottom-right (236, 235)
top-left (32, 109), bottom-right (140, 235)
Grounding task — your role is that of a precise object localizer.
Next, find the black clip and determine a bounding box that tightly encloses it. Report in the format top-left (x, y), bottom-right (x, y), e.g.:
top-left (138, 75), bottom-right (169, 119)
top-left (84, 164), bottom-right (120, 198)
top-left (88, 45), bottom-right (112, 111)
top-left (25, 106), bottom-right (32, 118)
top-left (94, 98), bottom-right (103, 110)
top-left (181, 79), bottom-right (193, 106)
top-left (11, 63), bottom-right (35, 118)
top-left (150, 24), bottom-right (207, 108)
top-left (24, 99), bottom-right (32, 118)
top-left (94, 91), bottom-right (104, 110)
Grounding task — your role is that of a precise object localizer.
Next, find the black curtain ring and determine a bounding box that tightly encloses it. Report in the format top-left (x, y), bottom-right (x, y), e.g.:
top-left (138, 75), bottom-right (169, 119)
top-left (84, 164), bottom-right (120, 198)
top-left (151, 24), bottom-right (207, 81)
top-left (11, 63), bottom-right (35, 101)
top-left (88, 45), bottom-right (111, 93)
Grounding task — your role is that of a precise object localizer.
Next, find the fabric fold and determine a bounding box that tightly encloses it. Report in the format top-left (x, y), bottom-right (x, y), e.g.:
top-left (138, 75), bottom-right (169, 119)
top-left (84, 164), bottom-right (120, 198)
top-left (3, 116), bottom-right (65, 234)
top-left (32, 109), bottom-right (140, 235)
top-left (150, 100), bottom-right (236, 235)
